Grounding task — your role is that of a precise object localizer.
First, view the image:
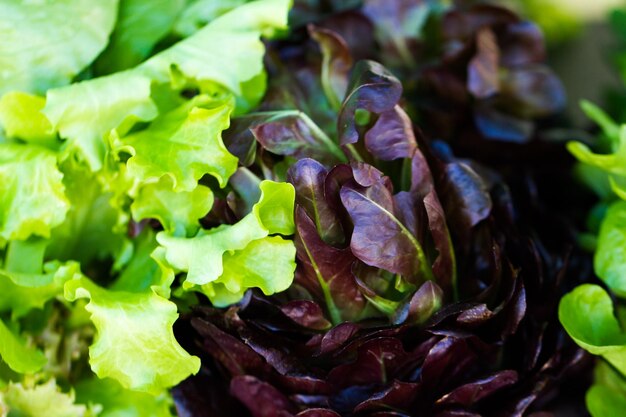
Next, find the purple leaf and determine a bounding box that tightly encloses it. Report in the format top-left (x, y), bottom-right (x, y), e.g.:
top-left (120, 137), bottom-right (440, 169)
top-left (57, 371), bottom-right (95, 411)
top-left (338, 60), bottom-right (402, 146)
top-left (340, 167), bottom-right (433, 281)
top-left (288, 159), bottom-right (345, 245)
top-left (309, 25), bottom-right (354, 109)
top-left (364, 105), bottom-right (418, 160)
top-left (436, 370), bottom-right (518, 407)
top-left (295, 207), bottom-right (365, 323)
top-left (230, 376), bottom-right (295, 417)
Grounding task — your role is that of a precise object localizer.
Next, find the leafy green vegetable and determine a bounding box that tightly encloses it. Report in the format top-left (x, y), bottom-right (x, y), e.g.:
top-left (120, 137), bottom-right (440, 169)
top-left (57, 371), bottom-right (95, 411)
top-left (131, 180), bottom-right (213, 237)
top-left (0, 320), bottom-right (46, 374)
top-left (118, 96), bottom-right (237, 190)
top-left (95, 0), bottom-right (186, 74)
top-left (0, 145), bottom-right (69, 243)
top-left (0, 0), bottom-right (294, 413)
top-left (0, 0), bottom-right (118, 95)
top-left (0, 92), bottom-right (56, 147)
top-left (64, 277), bottom-right (201, 394)
top-left (158, 180), bottom-right (296, 305)
top-left (1, 380), bottom-right (94, 417)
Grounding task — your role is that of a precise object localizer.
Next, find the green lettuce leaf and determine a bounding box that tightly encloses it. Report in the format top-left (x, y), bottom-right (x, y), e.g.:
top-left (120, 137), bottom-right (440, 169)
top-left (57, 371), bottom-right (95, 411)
top-left (559, 284), bottom-right (626, 375)
top-left (43, 71), bottom-right (158, 170)
top-left (0, 92), bottom-right (56, 148)
top-left (158, 180), bottom-right (295, 304)
top-left (138, 0), bottom-right (291, 112)
top-left (0, 320), bottom-right (46, 374)
top-left (158, 180), bottom-right (294, 284)
top-left (596, 201), bottom-right (626, 297)
top-left (75, 378), bottom-right (173, 417)
top-left (118, 95), bottom-right (237, 190)
top-left (46, 160), bottom-right (129, 266)
top-left (131, 179), bottom-right (213, 237)
top-left (201, 236), bottom-right (296, 307)
top-left (64, 277), bottom-right (200, 394)
top-left (173, 0), bottom-right (251, 37)
top-left (96, 0), bottom-right (186, 74)
top-left (587, 361), bottom-right (626, 417)
top-left (0, 380), bottom-right (94, 417)
top-left (0, 144), bottom-right (69, 243)
top-left (0, 0), bottom-right (118, 96)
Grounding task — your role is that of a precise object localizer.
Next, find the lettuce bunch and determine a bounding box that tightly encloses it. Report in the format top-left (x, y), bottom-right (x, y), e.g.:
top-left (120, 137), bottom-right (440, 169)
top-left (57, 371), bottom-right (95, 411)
top-left (173, 2), bottom-right (593, 415)
top-left (0, 0), bottom-right (296, 415)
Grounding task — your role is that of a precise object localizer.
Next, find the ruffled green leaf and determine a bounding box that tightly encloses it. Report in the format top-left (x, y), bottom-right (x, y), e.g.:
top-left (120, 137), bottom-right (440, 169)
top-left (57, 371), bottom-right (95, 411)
top-left (1, 380), bottom-right (93, 417)
top-left (46, 160), bottom-right (129, 266)
top-left (131, 179), bottom-right (213, 237)
top-left (43, 71), bottom-right (158, 170)
top-left (0, 0), bottom-right (118, 96)
top-left (202, 236), bottom-right (296, 307)
top-left (64, 277), bottom-right (200, 394)
top-left (0, 320), bottom-right (46, 375)
top-left (0, 92), bottom-right (56, 148)
top-left (158, 180), bottom-right (295, 304)
top-left (0, 144), bottom-right (69, 243)
top-left (119, 96), bottom-right (237, 190)
top-left (139, 0), bottom-right (291, 112)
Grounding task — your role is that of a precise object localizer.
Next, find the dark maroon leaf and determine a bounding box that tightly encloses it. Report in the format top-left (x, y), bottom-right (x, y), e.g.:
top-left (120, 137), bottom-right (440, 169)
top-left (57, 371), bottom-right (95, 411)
top-left (319, 322), bottom-right (361, 355)
top-left (252, 112), bottom-right (345, 165)
top-left (296, 409), bottom-right (341, 417)
top-left (230, 376), bottom-right (295, 417)
top-left (354, 380), bottom-right (420, 413)
top-left (309, 25), bottom-right (354, 108)
top-left (327, 338), bottom-right (416, 388)
top-left (467, 27), bottom-right (500, 99)
top-left (361, 0), bottom-right (429, 67)
top-left (499, 66), bottom-right (566, 118)
top-left (281, 300), bottom-right (332, 330)
top-left (338, 60), bottom-right (402, 146)
top-left (191, 318), bottom-right (268, 376)
top-left (407, 281), bottom-right (444, 325)
top-left (340, 167), bottom-right (433, 281)
top-left (499, 22), bottom-right (546, 67)
top-left (364, 105), bottom-right (418, 160)
top-left (294, 207), bottom-right (365, 323)
top-left (288, 159), bottom-right (345, 245)
top-left (436, 370), bottom-right (518, 407)
top-left (439, 161), bottom-right (492, 234)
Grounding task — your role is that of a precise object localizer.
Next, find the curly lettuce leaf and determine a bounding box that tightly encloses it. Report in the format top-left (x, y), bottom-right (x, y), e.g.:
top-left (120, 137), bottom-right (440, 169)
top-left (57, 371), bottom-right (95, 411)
top-left (43, 71), bottom-right (158, 170)
top-left (0, 320), bottom-right (46, 375)
top-left (118, 96), bottom-right (237, 190)
top-left (0, 380), bottom-right (94, 417)
top-left (64, 277), bottom-right (200, 394)
top-left (0, 144), bottom-right (69, 243)
top-left (0, 0), bottom-right (118, 96)
top-left (158, 180), bottom-right (295, 305)
top-left (40, 0), bottom-right (291, 170)
top-left (96, 0), bottom-right (186, 74)
top-left (202, 236), bottom-right (297, 307)
top-left (131, 179), bottom-right (213, 237)
top-left (139, 0), bottom-right (291, 112)
top-left (0, 92), bottom-right (56, 148)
